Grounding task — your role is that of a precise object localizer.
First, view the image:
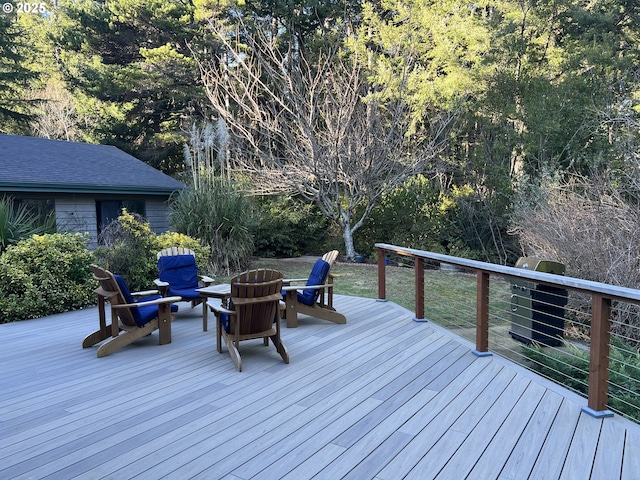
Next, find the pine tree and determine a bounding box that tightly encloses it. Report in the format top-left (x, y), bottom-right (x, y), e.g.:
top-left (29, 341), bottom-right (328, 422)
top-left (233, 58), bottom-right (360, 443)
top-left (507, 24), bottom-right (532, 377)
top-left (0, 13), bottom-right (39, 132)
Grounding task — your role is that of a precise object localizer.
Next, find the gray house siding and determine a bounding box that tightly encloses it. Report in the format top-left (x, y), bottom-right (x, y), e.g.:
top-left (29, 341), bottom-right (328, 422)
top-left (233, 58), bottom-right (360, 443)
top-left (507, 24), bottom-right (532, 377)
top-left (55, 197), bottom-right (98, 248)
top-left (55, 196), bottom-right (173, 249)
top-left (146, 199), bottom-right (172, 235)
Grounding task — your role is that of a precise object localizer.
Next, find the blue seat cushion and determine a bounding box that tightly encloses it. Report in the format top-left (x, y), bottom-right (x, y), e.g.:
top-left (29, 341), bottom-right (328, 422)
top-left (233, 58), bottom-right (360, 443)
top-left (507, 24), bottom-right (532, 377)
top-left (114, 274), bottom-right (178, 327)
top-left (167, 286), bottom-right (200, 300)
top-left (294, 259), bottom-right (330, 306)
top-left (158, 255), bottom-right (199, 289)
top-left (135, 302), bottom-right (178, 327)
top-left (220, 313), bottom-right (230, 333)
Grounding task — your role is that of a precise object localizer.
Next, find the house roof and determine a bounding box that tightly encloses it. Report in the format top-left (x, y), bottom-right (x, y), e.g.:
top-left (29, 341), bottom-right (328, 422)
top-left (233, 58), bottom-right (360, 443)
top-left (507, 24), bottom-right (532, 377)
top-left (0, 134), bottom-right (185, 196)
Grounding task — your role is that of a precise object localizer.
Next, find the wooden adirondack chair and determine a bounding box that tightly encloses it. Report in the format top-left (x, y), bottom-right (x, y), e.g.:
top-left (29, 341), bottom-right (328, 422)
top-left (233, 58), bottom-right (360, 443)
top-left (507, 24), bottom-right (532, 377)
top-left (83, 265), bottom-right (180, 357)
top-left (154, 247), bottom-right (214, 322)
top-left (208, 269), bottom-right (288, 372)
top-left (281, 250), bottom-right (346, 328)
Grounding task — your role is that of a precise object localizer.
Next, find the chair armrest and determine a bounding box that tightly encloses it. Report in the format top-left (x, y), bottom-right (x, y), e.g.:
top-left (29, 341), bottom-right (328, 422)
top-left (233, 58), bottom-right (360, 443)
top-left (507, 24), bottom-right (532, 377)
top-left (284, 273), bottom-right (334, 285)
top-left (207, 300), bottom-right (234, 315)
top-left (282, 278), bottom-right (307, 285)
top-left (94, 287), bottom-right (119, 300)
top-left (282, 283), bottom-right (332, 292)
top-left (112, 296), bottom-right (181, 309)
top-left (131, 289), bottom-right (161, 297)
top-left (153, 279), bottom-right (170, 288)
top-left (200, 275), bottom-right (215, 285)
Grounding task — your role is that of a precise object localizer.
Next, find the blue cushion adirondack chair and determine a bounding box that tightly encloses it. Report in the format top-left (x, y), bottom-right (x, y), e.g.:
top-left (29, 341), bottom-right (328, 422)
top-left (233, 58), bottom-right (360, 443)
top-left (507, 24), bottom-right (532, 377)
top-left (281, 250), bottom-right (346, 328)
top-left (154, 247), bottom-right (214, 312)
top-left (208, 269), bottom-right (289, 371)
top-left (83, 264), bottom-right (180, 357)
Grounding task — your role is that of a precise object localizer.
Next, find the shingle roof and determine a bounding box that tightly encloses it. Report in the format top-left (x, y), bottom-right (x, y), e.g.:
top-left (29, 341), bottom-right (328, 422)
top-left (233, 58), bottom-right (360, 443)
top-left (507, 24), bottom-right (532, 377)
top-left (0, 134), bottom-right (184, 195)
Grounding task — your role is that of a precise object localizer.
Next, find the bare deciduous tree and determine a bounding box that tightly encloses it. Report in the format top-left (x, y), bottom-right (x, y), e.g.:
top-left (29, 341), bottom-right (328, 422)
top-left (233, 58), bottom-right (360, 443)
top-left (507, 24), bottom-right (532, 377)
top-left (197, 20), bottom-right (453, 259)
top-left (512, 175), bottom-right (640, 342)
top-left (27, 79), bottom-right (81, 141)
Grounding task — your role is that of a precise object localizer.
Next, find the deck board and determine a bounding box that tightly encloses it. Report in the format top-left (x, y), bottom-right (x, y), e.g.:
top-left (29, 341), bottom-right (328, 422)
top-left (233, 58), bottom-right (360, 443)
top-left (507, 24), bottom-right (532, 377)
top-left (621, 423), bottom-right (640, 480)
top-left (559, 413), bottom-right (602, 480)
top-left (427, 374), bottom-right (534, 479)
top-left (1, 295), bottom-right (639, 479)
top-left (521, 398), bottom-right (583, 479)
top-left (466, 381), bottom-right (547, 479)
top-left (376, 361), bottom-right (505, 479)
top-left (498, 390), bottom-right (564, 479)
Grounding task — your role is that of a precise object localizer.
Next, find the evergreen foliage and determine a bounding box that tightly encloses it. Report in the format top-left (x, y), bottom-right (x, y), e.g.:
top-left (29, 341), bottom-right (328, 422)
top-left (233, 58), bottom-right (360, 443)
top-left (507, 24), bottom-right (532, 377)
top-left (0, 13), bottom-right (38, 131)
top-left (523, 337), bottom-right (640, 422)
top-left (355, 175), bottom-right (444, 257)
top-left (93, 210), bottom-right (160, 292)
top-left (0, 233), bottom-right (94, 323)
top-left (48, 0), bottom-right (211, 171)
top-left (252, 196), bottom-right (328, 258)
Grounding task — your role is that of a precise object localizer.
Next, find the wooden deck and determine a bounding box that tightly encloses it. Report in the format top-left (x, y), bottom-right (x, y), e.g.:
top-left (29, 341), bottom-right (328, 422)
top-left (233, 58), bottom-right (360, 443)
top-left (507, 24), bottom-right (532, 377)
top-left (1, 295), bottom-right (639, 479)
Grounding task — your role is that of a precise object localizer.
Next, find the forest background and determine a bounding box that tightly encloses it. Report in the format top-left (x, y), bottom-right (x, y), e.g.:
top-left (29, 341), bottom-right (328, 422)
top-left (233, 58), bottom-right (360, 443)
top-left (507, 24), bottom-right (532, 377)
top-left (2, 0), bottom-right (640, 290)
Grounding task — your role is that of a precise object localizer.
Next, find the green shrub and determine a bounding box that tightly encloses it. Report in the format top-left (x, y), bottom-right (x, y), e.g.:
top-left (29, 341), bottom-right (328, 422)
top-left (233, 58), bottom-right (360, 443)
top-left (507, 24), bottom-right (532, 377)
top-left (354, 174), bottom-right (516, 263)
top-left (170, 178), bottom-right (255, 275)
top-left (155, 231), bottom-right (209, 272)
top-left (93, 210), bottom-right (209, 291)
top-left (523, 338), bottom-right (640, 422)
top-left (0, 233), bottom-right (94, 322)
top-left (356, 175), bottom-right (444, 257)
top-left (93, 210), bottom-right (157, 292)
top-left (438, 183), bottom-right (517, 264)
top-left (253, 195), bottom-right (328, 257)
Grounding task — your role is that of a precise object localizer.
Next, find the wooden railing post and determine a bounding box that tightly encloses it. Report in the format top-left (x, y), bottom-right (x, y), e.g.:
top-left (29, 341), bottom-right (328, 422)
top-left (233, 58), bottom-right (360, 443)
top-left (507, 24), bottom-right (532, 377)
top-left (474, 271), bottom-right (492, 357)
top-left (414, 257), bottom-right (425, 321)
top-left (377, 247), bottom-right (387, 302)
top-left (583, 293), bottom-right (613, 417)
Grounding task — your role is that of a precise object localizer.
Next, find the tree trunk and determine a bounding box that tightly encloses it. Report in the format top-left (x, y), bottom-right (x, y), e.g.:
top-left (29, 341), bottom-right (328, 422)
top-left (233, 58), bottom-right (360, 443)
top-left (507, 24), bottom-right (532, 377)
top-left (342, 223), bottom-right (357, 260)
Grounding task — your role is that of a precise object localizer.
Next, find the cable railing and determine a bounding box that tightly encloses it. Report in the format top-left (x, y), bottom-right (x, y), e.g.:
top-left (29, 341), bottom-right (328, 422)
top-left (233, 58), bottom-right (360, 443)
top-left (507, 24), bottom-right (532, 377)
top-left (375, 243), bottom-right (640, 421)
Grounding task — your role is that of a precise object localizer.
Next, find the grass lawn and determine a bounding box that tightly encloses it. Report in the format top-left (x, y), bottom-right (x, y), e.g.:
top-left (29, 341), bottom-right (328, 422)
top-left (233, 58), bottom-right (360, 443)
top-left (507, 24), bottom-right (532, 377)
top-left (216, 257), bottom-right (512, 329)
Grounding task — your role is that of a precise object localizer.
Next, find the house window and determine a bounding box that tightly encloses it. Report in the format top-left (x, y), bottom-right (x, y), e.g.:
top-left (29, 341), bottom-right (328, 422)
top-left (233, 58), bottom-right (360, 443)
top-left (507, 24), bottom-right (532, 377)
top-left (96, 200), bottom-right (146, 239)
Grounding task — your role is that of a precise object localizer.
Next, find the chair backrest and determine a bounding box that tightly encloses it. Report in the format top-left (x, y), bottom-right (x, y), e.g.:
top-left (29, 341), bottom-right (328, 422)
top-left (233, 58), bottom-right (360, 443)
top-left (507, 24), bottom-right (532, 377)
top-left (157, 254), bottom-right (199, 289)
top-left (90, 264), bottom-right (138, 327)
top-left (157, 247), bottom-right (196, 260)
top-left (230, 269), bottom-right (283, 336)
top-left (298, 259), bottom-right (331, 306)
top-left (321, 250), bottom-right (339, 267)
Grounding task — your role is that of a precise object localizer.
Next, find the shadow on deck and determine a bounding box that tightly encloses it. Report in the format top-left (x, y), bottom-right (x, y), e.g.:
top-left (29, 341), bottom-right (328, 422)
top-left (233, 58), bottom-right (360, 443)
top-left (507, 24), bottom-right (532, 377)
top-left (1, 295), bottom-right (639, 479)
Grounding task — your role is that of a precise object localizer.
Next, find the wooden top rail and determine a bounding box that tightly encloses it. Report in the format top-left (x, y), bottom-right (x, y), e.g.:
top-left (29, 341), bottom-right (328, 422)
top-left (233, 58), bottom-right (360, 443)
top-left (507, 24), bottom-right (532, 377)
top-left (375, 243), bottom-right (640, 305)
